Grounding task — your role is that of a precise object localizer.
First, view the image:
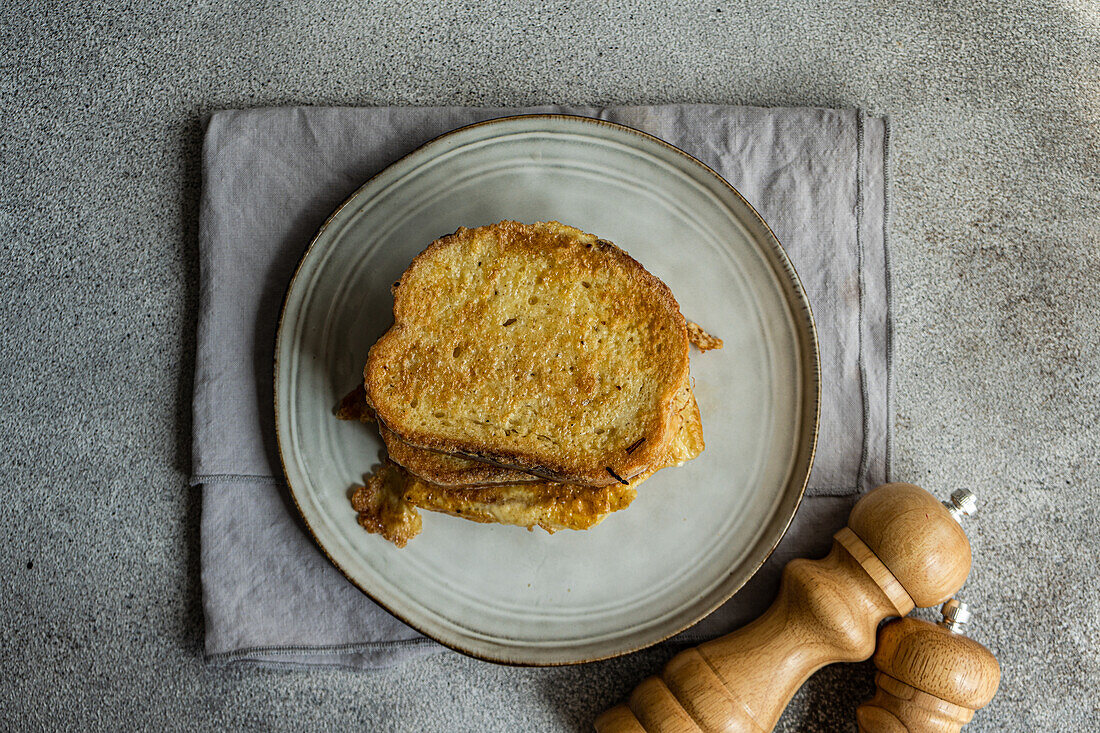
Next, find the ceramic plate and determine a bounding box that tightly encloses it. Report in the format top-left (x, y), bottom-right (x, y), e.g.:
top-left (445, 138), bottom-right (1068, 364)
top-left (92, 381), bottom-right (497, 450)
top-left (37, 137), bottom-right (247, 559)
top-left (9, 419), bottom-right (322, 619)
top-left (275, 115), bottom-right (819, 665)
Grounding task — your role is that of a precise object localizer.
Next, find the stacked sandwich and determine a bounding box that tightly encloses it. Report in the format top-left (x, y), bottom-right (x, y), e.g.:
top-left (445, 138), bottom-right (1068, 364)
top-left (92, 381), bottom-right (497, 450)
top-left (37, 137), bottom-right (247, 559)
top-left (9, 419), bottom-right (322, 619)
top-left (338, 221), bottom-right (720, 547)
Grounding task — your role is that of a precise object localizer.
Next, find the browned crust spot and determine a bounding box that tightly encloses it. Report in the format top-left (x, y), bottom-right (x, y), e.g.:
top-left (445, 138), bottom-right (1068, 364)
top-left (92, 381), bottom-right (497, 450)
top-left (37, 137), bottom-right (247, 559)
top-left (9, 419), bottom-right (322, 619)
top-left (334, 384), bottom-right (376, 423)
top-left (380, 422), bottom-right (541, 487)
top-left (605, 467), bottom-right (629, 485)
top-left (350, 464), bottom-right (422, 547)
top-left (687, 321), bottom-right (723, 352)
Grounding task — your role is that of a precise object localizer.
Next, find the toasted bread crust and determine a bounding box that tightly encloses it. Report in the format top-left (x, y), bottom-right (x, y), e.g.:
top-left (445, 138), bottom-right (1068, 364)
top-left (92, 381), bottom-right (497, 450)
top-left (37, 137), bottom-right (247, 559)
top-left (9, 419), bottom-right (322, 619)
top-left (350, 387), bottom-right (704, 544)
top-left (403, 476), bottom-right (638, 533)
top-left (687, 321), bottom-right (724, 353)
top-left (334, 384), bottom-right (375, 422)
top-left (379, 422), bottom-right (540, 487)
top-left (350, 464), bottom-right (423, 548)
top-left (365, 221), bottom-right (690, 487)
top-left (340, 382), bottom-right (696, 488)
top-left (338, 384), bottom-right (539, 486)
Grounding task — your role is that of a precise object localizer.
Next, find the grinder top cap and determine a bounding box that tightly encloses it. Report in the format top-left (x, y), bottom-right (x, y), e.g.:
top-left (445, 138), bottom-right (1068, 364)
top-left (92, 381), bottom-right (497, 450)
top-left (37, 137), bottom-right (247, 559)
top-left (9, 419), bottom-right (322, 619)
top-left (847, 483), bottom-right (973, 608)
top-left (872, 599), bottom-right (1001, 709)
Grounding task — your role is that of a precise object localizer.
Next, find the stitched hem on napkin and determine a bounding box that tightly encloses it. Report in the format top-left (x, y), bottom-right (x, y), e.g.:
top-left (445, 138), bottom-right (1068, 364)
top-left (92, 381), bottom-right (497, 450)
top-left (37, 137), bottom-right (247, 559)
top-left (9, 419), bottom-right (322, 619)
top-left (206, 639), bottom-right (436, 659)
top-left (206, 640), bottom-right (443, 671)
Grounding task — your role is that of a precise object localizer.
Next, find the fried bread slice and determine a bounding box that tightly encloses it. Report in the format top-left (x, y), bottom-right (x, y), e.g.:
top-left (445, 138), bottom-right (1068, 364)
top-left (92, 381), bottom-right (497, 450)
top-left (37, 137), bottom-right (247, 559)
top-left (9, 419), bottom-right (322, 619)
top-left (341, 381), bottom-right (695, 488)
top-left (337, 384), bottom-right (549, 485)
top-left (379, 422), bottom-right (540, 486)
top-left (341, 314), bottom-right (719, 488)
top-left (351, 387), bottom-right (704, 545)
top-left (365, 221), bottom-right (690, 487)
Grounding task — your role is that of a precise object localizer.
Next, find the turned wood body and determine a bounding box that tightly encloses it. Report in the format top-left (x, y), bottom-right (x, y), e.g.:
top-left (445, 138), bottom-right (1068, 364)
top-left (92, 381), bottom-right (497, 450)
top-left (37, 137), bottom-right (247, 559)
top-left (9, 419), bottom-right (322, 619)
top-left (856, 615), bottom-right (1000, 733)
top-left (594, 483), bottom-right (973, 733)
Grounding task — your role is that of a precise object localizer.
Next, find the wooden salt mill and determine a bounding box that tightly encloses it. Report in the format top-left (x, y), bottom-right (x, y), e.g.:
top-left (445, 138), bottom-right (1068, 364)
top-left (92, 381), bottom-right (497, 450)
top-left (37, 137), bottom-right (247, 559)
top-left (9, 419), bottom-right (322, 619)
top-left (856, 598), bottom-right (1000, 732)
top-left (594, 483), bottom-right (978, 733)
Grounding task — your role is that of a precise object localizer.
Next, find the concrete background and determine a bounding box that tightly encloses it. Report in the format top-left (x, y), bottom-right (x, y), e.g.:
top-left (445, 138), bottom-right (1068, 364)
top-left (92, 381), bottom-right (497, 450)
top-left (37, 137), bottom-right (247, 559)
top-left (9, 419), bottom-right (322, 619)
top-left (1, 1), bottom-right (1097, 730)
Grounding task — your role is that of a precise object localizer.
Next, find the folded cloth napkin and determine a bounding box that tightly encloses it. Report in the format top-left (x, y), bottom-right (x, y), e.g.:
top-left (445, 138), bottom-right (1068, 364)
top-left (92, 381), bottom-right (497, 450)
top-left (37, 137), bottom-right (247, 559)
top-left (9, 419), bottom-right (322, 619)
top-left (194, 104), bottom-right (891, 667)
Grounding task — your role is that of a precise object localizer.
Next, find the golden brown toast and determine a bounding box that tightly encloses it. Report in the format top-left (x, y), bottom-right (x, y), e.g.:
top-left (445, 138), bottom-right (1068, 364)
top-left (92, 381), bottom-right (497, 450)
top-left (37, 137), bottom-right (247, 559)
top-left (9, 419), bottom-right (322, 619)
top-left (335, 384), bottom-right (375, 422)
top-left (350, 387), bottom-right (704, 544)
top-left (340, 381), bottom-right (697, 488)
top-left (379, 422), bottom-right (540, 486)
top-left (341, 316), bottom-right (718, 489)
top-left (365, 221), bottom-right (690, 487)
top-left (687, 321), bottom-right (724, 352)
top-left (337, 384), bottom-right (546, 485)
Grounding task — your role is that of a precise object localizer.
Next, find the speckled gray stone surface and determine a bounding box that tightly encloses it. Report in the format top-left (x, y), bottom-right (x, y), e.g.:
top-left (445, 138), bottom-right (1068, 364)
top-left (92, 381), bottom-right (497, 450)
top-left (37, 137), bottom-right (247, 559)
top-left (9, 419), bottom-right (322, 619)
top-left (1, 1), bottom-right (1097, 731)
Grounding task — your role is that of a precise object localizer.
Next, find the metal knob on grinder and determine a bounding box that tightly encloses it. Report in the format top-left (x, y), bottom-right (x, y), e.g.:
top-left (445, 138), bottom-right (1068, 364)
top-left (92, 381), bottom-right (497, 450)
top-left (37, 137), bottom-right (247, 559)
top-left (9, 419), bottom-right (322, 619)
top-left (594, 483), bottom-right (978, 733)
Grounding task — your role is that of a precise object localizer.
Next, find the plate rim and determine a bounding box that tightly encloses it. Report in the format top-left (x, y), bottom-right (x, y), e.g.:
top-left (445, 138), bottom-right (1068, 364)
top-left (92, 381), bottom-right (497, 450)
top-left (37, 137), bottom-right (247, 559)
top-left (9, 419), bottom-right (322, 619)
top-left (273, 113), bottom-right (821, 666)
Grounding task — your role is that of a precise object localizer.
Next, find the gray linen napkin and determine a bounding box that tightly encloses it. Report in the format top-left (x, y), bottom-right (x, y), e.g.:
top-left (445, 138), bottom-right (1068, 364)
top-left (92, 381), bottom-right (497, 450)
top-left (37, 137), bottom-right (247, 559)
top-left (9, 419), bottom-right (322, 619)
top-left (194, 104), bottom-right (890, 667)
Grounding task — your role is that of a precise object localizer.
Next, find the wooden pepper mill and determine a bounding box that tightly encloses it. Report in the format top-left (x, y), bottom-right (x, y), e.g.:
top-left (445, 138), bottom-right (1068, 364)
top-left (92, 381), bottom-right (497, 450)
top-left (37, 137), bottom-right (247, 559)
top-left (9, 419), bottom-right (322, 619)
top-left (594, 483), bottom-right (977, 733)
top-left (856, 598), bottom-right (1000, 732)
